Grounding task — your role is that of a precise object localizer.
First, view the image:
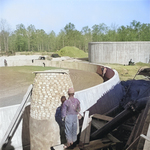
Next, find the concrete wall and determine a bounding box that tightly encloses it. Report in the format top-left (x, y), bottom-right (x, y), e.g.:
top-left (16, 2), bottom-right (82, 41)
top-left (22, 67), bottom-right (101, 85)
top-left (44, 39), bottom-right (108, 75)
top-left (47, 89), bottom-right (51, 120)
top-left (0, 55), bottom-right (40, 67)
top-left (75, 69), bottom-right (122, 116)
top-left (89, 42), bottom-right (150, 64)
top-left (0, 104), bottom-right (30, 150)
top-left (0, 60), bottom-right (123, 149)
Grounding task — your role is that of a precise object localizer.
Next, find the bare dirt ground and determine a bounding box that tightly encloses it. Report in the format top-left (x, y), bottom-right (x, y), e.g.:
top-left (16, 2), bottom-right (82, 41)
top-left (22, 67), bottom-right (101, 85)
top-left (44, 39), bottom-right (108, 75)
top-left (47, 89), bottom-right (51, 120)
top-left (70, 69), bottom-right (103, 91)
top-left (0, 68), bottom-right (103, 107)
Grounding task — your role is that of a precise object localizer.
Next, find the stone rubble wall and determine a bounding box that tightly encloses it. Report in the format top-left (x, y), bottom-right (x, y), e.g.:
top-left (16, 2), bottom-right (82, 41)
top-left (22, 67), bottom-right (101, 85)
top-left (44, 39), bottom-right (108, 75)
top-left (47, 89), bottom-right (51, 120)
top-left (31, 71), bottom-right (72, 120)
top-left (30, 70), bottom-right (73, 150)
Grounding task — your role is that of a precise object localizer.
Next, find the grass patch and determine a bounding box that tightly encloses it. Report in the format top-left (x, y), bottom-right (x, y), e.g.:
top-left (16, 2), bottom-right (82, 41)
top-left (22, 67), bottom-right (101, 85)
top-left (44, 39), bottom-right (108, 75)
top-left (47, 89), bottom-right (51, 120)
top-left (0, 66), bottom-right (60, 87)
top-left (57, 46), bottom-right (88, 58)
top-left (104, 62), bottom-right (150, 81)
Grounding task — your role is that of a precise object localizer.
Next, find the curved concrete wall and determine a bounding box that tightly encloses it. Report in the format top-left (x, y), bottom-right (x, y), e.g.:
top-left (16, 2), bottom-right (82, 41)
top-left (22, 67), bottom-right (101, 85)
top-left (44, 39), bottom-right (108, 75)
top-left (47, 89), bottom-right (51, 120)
top-left (0, 59), bottom-right (123, 149)
top-left (0, 103), bottom-right (30, 150)
top-left (89, 42), bottom-right (150, 64)
top-left (76, 69), bottom-right (122, 116)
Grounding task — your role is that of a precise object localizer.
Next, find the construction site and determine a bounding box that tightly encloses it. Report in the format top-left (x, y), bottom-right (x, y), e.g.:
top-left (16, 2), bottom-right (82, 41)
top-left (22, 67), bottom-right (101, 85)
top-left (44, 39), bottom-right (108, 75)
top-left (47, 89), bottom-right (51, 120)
top-left (0, 42), bottom-right (150, 150)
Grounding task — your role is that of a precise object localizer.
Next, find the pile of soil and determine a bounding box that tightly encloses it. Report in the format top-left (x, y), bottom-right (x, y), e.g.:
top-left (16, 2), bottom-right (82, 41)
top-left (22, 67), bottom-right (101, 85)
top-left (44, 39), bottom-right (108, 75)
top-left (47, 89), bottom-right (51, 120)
top-left (57, 46), bottom-right (88, 58)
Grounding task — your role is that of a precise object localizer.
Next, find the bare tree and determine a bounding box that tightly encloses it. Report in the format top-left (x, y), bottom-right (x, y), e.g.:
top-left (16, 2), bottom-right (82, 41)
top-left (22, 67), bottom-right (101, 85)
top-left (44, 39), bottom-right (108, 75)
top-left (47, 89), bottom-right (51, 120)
top-left (0, 19), bottom-right (11, 53)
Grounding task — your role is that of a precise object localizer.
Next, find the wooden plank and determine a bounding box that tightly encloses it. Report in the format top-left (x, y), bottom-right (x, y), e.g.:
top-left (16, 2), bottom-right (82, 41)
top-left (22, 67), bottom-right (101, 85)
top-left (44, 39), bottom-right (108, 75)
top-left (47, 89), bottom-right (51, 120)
top-left (127, 99), bottom-right (150, 150)
top-left (142, 107), bottom-right (150, 150)
top-left (84, 139), bottom-right (111, 149)
top-left (92, 119), bottom-right (106, 129)
top-left (80, 111), bottom-right (89, 143)
top-left (52, 144), bottom-right (80, 150)
top-left (0, 84), bottom-right (33, 148)
top-left (137, 99), bottom-right (150, 150)
top-left (107, 134), bottom-right (120, 143)
top-left (126, 136), bottom-right (140, 150)
top-left (143, 124), bottom-right (150, 149)
top-left (84, 117), bottom-right (92, 144)
top-left (126, 99), bottom-right (150, 149)
top-left (52, 144), bottom-right (64, 150)
top-left (92, 114), bottom-right (113, 121)
top-left (121, 124), bottom-right (133, 131)
top-left (125, 112), bottom-right (142, 147)
top-left (141, 134), bottom-right (150, 142)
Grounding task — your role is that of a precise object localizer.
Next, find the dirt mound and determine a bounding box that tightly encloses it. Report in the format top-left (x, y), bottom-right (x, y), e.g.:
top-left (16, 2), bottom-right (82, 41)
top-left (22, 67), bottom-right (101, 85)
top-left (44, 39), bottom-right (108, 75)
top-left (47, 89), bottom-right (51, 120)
top-left (57, 46), bottom-right (88, 58)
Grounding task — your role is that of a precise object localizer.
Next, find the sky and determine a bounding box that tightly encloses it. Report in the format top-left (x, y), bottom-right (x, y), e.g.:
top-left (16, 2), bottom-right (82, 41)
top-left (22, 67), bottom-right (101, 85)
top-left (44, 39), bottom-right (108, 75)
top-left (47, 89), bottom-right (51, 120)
top-left (0, 0), bottom-right (150, 34)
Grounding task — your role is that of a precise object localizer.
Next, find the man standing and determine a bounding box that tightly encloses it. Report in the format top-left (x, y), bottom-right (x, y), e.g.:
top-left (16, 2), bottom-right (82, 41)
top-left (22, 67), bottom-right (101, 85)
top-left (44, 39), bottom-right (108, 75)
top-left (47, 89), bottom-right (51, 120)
top-left (61, 88), bottom-right (80, 148)
top-left (4, 59), bottom-right (7, 66)
top-left (55, 96), bottom-right (67, 144)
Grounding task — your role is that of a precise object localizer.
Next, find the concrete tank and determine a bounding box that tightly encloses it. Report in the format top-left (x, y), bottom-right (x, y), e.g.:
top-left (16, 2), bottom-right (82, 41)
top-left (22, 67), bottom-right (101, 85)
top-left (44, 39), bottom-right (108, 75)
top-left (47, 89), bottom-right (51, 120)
top-left (88, 42), bottom-right (150, 64)
top-left (30, 70), bottom-right (73, 150)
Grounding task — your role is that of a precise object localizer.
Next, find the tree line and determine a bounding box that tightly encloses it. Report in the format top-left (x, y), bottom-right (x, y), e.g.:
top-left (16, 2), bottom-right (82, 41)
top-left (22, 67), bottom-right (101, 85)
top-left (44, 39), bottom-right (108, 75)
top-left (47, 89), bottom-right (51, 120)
top-left (0, 19), bottom-right (150, 54)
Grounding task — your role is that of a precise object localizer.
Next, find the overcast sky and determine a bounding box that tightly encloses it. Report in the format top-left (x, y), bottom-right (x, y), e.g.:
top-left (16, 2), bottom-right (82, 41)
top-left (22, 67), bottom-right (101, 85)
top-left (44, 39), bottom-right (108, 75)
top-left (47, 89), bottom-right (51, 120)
top-left (0, 0), bottom-right (150, 34)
